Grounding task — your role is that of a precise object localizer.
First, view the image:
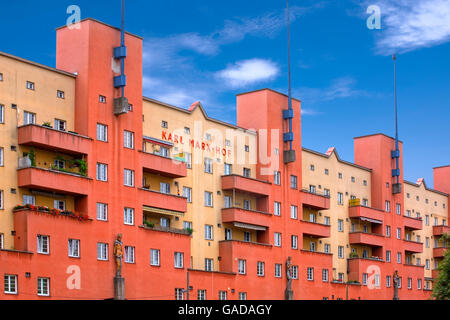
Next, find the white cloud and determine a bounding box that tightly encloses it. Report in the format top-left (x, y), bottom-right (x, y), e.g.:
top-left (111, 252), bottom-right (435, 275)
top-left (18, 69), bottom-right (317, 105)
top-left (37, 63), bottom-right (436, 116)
top-left (216, 59), bottom-right (279, 88)
top-left (364, 0), bottom-right (450, 54)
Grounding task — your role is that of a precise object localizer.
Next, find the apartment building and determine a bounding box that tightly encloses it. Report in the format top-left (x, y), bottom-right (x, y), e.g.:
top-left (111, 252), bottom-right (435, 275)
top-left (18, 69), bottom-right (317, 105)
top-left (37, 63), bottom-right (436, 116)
top-left (0, 18), bottom-right (449, 300)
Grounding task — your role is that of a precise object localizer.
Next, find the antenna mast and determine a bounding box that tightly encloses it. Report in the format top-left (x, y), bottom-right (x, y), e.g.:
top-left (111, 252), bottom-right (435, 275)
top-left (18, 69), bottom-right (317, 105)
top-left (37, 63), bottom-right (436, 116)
top-left (392, 54), bottom-right (401, 194)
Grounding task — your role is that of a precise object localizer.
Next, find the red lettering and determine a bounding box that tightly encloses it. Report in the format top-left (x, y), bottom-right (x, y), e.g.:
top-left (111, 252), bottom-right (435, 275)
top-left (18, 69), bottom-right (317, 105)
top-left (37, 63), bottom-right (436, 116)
top-left (180, 136), bottom-right (184, 144)
top-left (196, 141), bottom-right (201, 149)
top-left (167, 133), bottom-right (173, 142)
top-left (174, 135), bottom-right (179, 144)
top-left (222, 148), bottom-right (227, 156)
top-left (190, 139), bottom-right (194, 147)
top-left (162, 131), bottom-right (167, 140)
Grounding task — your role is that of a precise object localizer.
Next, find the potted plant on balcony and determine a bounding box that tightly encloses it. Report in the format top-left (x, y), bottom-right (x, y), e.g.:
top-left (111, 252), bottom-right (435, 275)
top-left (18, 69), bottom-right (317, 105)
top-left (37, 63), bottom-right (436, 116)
top-left (42, 121), bottom-right (52, 128)
top-left (349, 252), bottom-right (359, 259)
top-left (144, 221), bottom-right (155, 228)
top-left (185, 227), bottom-right (193, 235)
top-left (28, 148), bottom-right (36, 167)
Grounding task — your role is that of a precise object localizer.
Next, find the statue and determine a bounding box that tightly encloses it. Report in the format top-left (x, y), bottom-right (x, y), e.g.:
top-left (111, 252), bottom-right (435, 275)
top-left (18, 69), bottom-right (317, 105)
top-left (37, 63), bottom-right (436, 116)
top-left (393, 270), bottom-right (400, 300)
top-left (285, 256), bottom-right (294, 300)
top-left (113, 234), bottom-right (123, 278)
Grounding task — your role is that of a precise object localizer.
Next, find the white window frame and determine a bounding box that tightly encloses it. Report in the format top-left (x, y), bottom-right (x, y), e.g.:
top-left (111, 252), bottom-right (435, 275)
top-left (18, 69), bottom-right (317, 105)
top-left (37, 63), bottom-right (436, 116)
top-left (26, 81), bottom-right (35, 90)
top-left (291, 235), bottom-right (298, 250)
top-left (204, 225), bottom-right (213, 240)
top-left (238, 259), bottom-right (246, 275)
top-left (204, 191), bottom-right (213, 207)
top-left (224, 163), bottom-right (232, 175)
top-left (124, 169), bottom-right (134, 187)
top-left (275, 264), bottom-right (282, 278)
top-left (198, 289), bottom-right (206, 300)
top-left (205, 258), bottom-right (213, 271)
top-left (150, 249), bottom-right (160, 266)
top-left (54, 119), bottom-right (66, 131)
top-left (257, 261), bottom-right (265, 277)
top-left (23, 194), bottom-right (35, 205)
top-left (274, 232), bottom-right (281, 247)
top-left (322, 269), bottom-right (329, 282)
top-left (68, 239), bottom-right (80, 258)
top-left (274, 202), bottom-right (281, 216)
top-left (0, 190), bottom-right (3, 210)
top-left (174, 252), bottom-right (184, 269)
top-left (307, 267), bottom-right (314, 281)
top-left (274, 171), bottom-right (281, 185)
top-left (338, 246), bottom-right (344, 259)
top-left (96, 203), bottom-right (108, 221)
top-left (124, 131), bottom-right (134, 149)
top-left (54, 199), bottom-right (66, 211)
top-left (37, 235), bottom-right (49, 254)
top-left (337, 192), bottom-right (343, 205)
top-left (23, 111), bottom-right (36, 125)
top-left (0, 105), bottom-right (4, 124)
top-left (239, 292), bottom-right (247, 300)
top-left (96, 163), bottom-right (108, 181)
top-left (37, 277), bottom-right (50, 297)
top-left (185, 153), bottom-right (192, 169)
top-left (124, 207), bottom-right (134, 225)
top-left (290, 205), bottom-right (298, 219)
top-left (4, 275), bottom-right (17, 294)
top-left (97, 243), bottom-right (108, 261)
top-left (125, 246), bottom-right (135, 264)
top-left (57, 90), bottom-right (65, 99)
top-left (219, 291), bottom-right (227, 300)
top-left (204, 158), bottom-right (213, 174)
top-left (183, 187), bottom-right (192, 203)
top-left (96, 123), bottom-right (108, 142)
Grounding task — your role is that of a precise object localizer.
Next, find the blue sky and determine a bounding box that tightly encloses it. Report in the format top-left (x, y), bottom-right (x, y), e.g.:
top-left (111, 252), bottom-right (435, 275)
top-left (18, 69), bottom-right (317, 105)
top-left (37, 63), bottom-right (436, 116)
top-left (1, 0), bottom-right (449, 186)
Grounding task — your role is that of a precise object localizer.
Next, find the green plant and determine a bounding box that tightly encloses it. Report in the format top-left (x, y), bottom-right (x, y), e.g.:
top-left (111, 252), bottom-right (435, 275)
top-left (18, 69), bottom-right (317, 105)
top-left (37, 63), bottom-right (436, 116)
top-left (349, 252), bottom-right (359, 259)
top-left (144, 221), bottom-right (155, 228)
top-left (42, 121), bottom-right (52, 128)
top-left (28, 148), bottom-right (36, 167)
top-left (186, 228), bottom-right (193, 235)
top-left (73, 159), bottom-right (87, 176)
top-left (432, 234), bottom-right (450, 300)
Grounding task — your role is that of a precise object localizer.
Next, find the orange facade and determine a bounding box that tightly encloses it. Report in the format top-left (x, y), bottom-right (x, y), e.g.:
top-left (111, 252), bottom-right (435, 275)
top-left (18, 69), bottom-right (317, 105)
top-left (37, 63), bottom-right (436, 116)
top-left (0, 18), bottom-right (448, 300)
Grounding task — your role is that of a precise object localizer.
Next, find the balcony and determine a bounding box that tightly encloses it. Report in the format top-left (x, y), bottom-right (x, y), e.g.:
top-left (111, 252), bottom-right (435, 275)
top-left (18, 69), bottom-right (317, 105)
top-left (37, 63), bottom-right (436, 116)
top-left (349, 232), bottom-right (385, 247)
top-left (17, 167), bottom-right (91, 196)
top-left (433, 247), bottom-right (447, 258)
top-left (348, 258), bottom-right (384, 282)
top-left (140, 224), bottom-right (191, 236)
top-left (300, 220), bottom-right (331, 238)
top-left (140, 151), bottom-right (187, 178)
top-left (403, 215), bottom-right (423, 230)
top-left (139, 188), bottom-right (187, 213)
top-left (403, 240), bottom-right (423, 253)
top-left (433, 225), bottom-right (450, 237)
top-left (221, 175), bottom-right (271, 197)
top-left (221, 207), bottom-right (271, 230)
top-left (18, 124), bottom-right (91, 155)
top-left (348, 205), bottom-right (384, 224)
top-left (219, 240), bottom-right (272, 273)
top-left (300, 190), bottom-right (330, 210)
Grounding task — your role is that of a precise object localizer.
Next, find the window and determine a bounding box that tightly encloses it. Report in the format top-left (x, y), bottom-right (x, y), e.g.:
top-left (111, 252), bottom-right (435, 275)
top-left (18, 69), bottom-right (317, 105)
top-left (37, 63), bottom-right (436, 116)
top-left (53, 158), bottom-right (65, 170)
top-left (407, 277), bottom-right (412, 290)
top-left (244, 145), bottom-right (249, 152)
top-left (324, 189), bottom-right (330, 197)
top-left (290, 205), bottom-right (298, 219)
top-left (23, 194), bottom-right (35, 205)
top-left (396, 203), bottom-right (401, 215)
top-left (185, 153), bottom-right (192, 169)
top-left (175, 288), bottom-right (184, 300)
top-left (257, 261), bottom-right (265, 276)
top-left (174, 252), bottom-right (184, 268)
top-left (290, 175), bottom-right (297, 189)
top-left (55, 119), bottom-right (66, 131)
top-left (307, 267), bottom-right (314, 281)
top-left (274, 202), bottom-right (281, 216)
top-left (57, 90), bottom-right (65, 99)
top-left (96, 203), bottom-right (108, 221)
top-left (225, 228), bottom-right (232, 240)
top-left (225, 139), bottom-right (231, 147)
top-left (224, 163), bottom-right (232, 175)
top-left (23, 111), bottom-right (35, 125)
top-left (434, 217), bottom-right (438, 226)
top-left (159, 146), bottom-right (169, 157)
top-left (386, 276), bottom-right (391, 288)
top-left (322, 269), bottom-right (328, 282)
top-left (160, 182), bottom-right (170, 194)
top-left (406, 210), bottom-right (411, 217)
top-left (338, 173), bottom-right (342, 179)
top-left (205, 258), bottom-right (213, 271)
top-left (205, 225), bottom-right (213, 240)
top-left (0, 233), bottom-right (3, 249)
top-left (0, 190), bottom-right (3, 210)
top-left (124, 169), bottom-right (134, 187)
top-left (425, 215), bottom-right (429, 226)
top-left (0, 104), bottom-right (4, 123)
top-left (243, 167), bottom-right (251, 178)
top-left (386, 250), bottom-right (391, 262)
top-left (426, 237), bottom-right (430, 248)
top-left (183, 187), bottom-right (192, 203)
top-left (243, 200), bottom-right (251, 210)
top-left (224, 196), bottom-right (232, 209)
top-left (68, 239), bottom-right (80, 258)
top-left (275, 264), bottom-right (282, 278)
top-left (183, 221), bottom-right (192, 231)
top-left (97, 123), bottom-right (108, 142)
top-left (239, 292), bottom-right (247, 300)
top-left (385, 201), bottom-right (390, 212)
top-left (243, 232), bottom-right (251, 242)
top-left (338, 219), bottom-right (344, 232)
top-left (124, 131), bottom-right (134, 149)
top-left (291, 235), bottom-right (298, 249)
top-left (274, 148), bottom-right (279, 155)
top-left (198, 289), bottom-right (206, 300)
top-left (96, 163), bottom-right (108, 181)
top-left (219, 291), bottom-right (227, 300)
top-left (309, 213), bottom-right (316, 223)
top-left (374, 274), bottom-right (380, 288)
top-left (150, 249), bottom-right (160, 266)
top-left (363, 180), bottom-right (367, 186)
top-left (351, 176), bottom-right (355, 183)
top-left (238, 259), bottom-right (246, 275)
top-left (204, 191), bottom-right (213, 207)
top-left (37, 278), bottom-right (50, 296)
top-left (310, 241), bottom-right (316, 252)
top-left (125, 246), bottom-right (135, 263)
top-left (324, 216), bottom-right (330, 226)
top-left (425, 259), bottom-right (430, 270)
top-left (205, 133), bottom-right (211, 141)
top-left (204, 158), bottom-right (213, 173)
top-left (324, 168), bottom-right (329, 175)
top-left (99, 95), bottom-right (106, 103)
top-left (362, 198), bottom-right (368, 207)
top-left (37, 235), bottom-right (49, 254)
top-left (160, 217), bottom-right (170, 228)
top-left (396, 228), bottom-right (401, 240)
top-left (161, 121), bottom-right (168, 128)
top-left (0, 73), bottom-right (2, 81)
top-left (274, 171), bottom-right (281, 185)
top-left (124, 207), bottom-right (134, 225)
top-left (292, 266), bottom-right (299, 279)
top-left (338, 246), bottom-right (344, 259)
top-left (337, 192), bottom-right (343, 205)
top-left (4, 275), bottom-right (17, 294)
top-left (26, 81), bottom-right (35, 90)
top-left (274, 232), bottom-right (281, 247)
top-left (184, 127), bottom-right (190, 134)
top-left (97, 243), bottom-right (108, 261)
top-left (397, 252), bottom-right (402, 264)
top-left (310, 165), bottom-right (315, 171)
top-left (418, 279), bottom-right (422, 290)
top-left (386, 225), bottom-right (391, 238)
top-left (324, 244), bottom-right (330, 253)
top-left (362, 273), bottom-right (368, 286)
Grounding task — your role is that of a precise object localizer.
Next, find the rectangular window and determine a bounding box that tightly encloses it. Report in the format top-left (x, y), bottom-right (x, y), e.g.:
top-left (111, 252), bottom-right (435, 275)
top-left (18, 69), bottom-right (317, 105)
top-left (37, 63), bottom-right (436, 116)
top-left (96, 163), bottom-right (108, 181)
top-left (309, 185), bottom-right (316, 193)
top-left (37, 277), bottom-right (50, 296)
top-left (23, 194), bottom-right (35, 205)
top-left (55, 119), bottom-right (66, 131)
top-left (205, 258), bottom-right (213, 271)
top-left (37, 235), bottom-right (49, 254)
top-left (0, 190), bottom-right (3, 210)
top-left (239, 292), bottom-right (247, 300)
top-left (386, 225), bottom-right (391, 237)
top-left (225, 228), bottom-right (232, 240)
top-left (274, 171), bottom-right (281, 185)
top-left (337, 192), bottom-right (343, 205)
top-left (160, 182), bottom-right (170, 194)
top-left (292, 266), bottom-right (298, 279)
top-left (243, 232), bottom-right (251, 242)
top-left (183, 187), bottom-right (192, 203)
top-left (224, 196), bottom-right (232, 209)
top-left (290, 205), bottom-right (298, 219)
top-left (57, 90), bottom-right (65, 99)
top-left (324, 216), bottom-right (330, 225)
top-left (275, 264), bottom-right (282, 278)
top-left (322, 269), bottom-right (329, 282)
top-left (0, 233), bottom-right (3, 249)
top-left (307, 267), bottom-right (314, 281)
top-left (4, 275), bottom-right (17, 294)
top-left (396, 203), bottom-right (401, 215)
top-left (96, 203), bottom-right (108, 221)
top-left (125, 246), bottom-right (135, 264)
top-left (175, 288), bottom-right (184, 300)
top-left (243, 168), bottom-right (251, 178)
top-left (385, 201), bottom-right (390, 213)
top-left (150, 249), bottom-right (160, 266)
top-left (183, 221), bottom-right (192, 231)
top-left (257, 261), bottom-right (265, 276)
top-left (224, 163), bottom-right (232, 175)
top-left (185, 153), bottom-right (192, 169)
top-left (324, 189), bottom-right (330, 197)
top-left (197, 289), bottom-right (206, 300)
top-left (97, 243), bottom-right (108, 261)
top-left (386, 276), bottom-right (391, 288)
top-left (338, 246), bottom-right (344, 259)
top-left (205, 225), bottom-right (213, 240)
top-left (204, 191), bottom-right (213, 207)
top-left (124, 207), bottom-right (134, 225)
top-left (417, 279), bottom-right (422, 290)
top-left (23, 111), bottom-right (36, 125)
top-left (99, 95), bottom-right (106, 103)
top-left (274, 202), bottom-right (281, 216)
top-left (291, 235), bottom-right (298, 249)
top-left (219, 291), bottom-right (227, 300)
top-left (96, 123), bottom-right (107, 142)
top-left (26, 81), bottom-right (35, 90)
top-left (386, 250), bottom-right (391, 262)
top-left (124, 169), bottom-right (134, 187)
top-left (0, 104), bottom-right (4, 124)
top-left (363, 273), bottom-right (368, 285)
top-left (290, 175), bottom-right (298, 189)
top-left (338, 219), bottom-right (344, 232)
top-left (397, 252), bottom-right (402, 264)
top-left (204, 158), bottom-right (213, 174)
top-left (425, 215), bottom-right (429, 226)
top-left (174, 252), bottom-right (184, 268)
top-left (324, 244), bottom-right (330, 253)
top-left (238, 259), bottom-right (246, 275)
top-left (68, 239), bottom-right (80, 258)
top-left (408, 278), bottom-right (412, 290)
top-left (396, 228), bottom-right (401, 240)
top-left (274, 232), bottom-right (281, 247)
top-left (124, 131), bottom-right (134, 149)
top-left (0, 73), bottom-right (2, 81)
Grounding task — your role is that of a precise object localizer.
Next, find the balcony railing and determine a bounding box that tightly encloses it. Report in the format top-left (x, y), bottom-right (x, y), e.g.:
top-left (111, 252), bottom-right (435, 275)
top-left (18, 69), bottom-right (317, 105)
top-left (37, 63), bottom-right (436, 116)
top-left (221, 175), bottom-right (271, 197)
top-left (433, 225), bottom-right (450, 237)
top-left (348, 205), bottom-right (384, 224)
top-left (218, 240), bottom-right (272, 273)
top-left (300, 220), bottom-right (331, 238)
top-left (403, 239), bottom-right (423, 253)
top-left (347, 257), bottom-right (384, 282)
top-left (140, 151), bottom-right (187, 178)
top-left (140, 224), bottom-right (191, 236)
top-left (403, 215), bottom-right (423, 230)
top-left (349, 232), bottom-right (385, 247)
top-left (221, 207), bottom-right (271, 229)
top-left (18, 124), bottom-right (91, 155)
top-left (300, 189), bottom-right (330, 210)
top-left (139, 188), bottom-right (187, 213)
top-left (433, 247), bottom-right (447, 258)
